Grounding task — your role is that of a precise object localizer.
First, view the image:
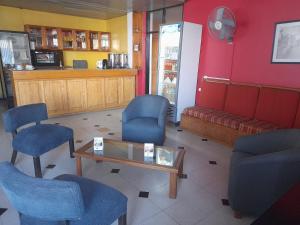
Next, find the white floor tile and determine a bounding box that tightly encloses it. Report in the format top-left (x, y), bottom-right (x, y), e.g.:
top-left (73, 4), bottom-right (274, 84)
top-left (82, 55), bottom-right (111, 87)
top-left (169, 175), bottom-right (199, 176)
top-left (148, 184), bottom-right (179, 210)
top-left (128, 197), bottom-right (161, 225)
top-left (196, 207), bottom-right (255, 225)
top-left (1, 208), bottom-right (19, 225)
top-left (138, 212), bottom-right (179, 225)
top-left (0, 105), bottom-right (252, 225)
top-left (164, 200), bottom-right (208, 225)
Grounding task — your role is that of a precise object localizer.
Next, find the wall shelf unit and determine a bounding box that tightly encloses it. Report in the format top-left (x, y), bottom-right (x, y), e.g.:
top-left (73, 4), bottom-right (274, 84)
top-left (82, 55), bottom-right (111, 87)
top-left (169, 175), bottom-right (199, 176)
top-left (61, 29), bottom-right (74, 50)
top-left (99, 32), bottom-right (111, 52)
top-left (90, 31), bottom-right (100, 50)
top-left (25, 25), bottom-right (45, 50)
top-left (24, 25), bottom-right (111, 52)
top-left (75, 30), bottom-right (89, 50)
top-left (45, 27), bottom-right (61, 49)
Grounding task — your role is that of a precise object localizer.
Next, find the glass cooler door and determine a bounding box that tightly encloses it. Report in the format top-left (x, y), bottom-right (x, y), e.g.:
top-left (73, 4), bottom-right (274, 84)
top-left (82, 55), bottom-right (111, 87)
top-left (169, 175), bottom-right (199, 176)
top-left (157, 23), bottom-right (182, 106)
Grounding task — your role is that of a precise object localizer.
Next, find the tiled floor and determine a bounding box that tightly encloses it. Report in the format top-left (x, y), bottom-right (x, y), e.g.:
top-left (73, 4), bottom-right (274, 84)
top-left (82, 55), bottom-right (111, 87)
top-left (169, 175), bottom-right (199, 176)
top-left (0, 103), bottom-right (255, 225)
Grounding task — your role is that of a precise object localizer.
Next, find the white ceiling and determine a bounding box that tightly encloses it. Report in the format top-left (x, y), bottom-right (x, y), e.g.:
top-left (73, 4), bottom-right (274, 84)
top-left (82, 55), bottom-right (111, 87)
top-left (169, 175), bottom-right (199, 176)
top-left (0, 0), bottom-right (185, 19)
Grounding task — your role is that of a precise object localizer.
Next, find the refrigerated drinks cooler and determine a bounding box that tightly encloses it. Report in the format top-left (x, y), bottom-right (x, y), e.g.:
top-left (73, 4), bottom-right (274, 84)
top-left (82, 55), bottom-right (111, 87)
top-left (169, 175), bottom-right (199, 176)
top-left (157, 22), bottom-right (202, 123)
top-left (0, 31), bottom-right (31, 107)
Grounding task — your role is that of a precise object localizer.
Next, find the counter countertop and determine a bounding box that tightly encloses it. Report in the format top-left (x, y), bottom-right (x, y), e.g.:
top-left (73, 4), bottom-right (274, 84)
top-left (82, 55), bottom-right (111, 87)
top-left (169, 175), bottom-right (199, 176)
top-left (11, 68), bottom-right (138, 80)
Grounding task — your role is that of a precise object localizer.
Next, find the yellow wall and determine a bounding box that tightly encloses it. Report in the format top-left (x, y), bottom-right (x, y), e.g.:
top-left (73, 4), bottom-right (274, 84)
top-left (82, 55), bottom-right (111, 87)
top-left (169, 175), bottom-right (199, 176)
top-left (0, 6), bottom-right (24, 31)
top-left (0, 6), bottom-right (128, 69)
top-left (107, 15), bottom-right (128, 53)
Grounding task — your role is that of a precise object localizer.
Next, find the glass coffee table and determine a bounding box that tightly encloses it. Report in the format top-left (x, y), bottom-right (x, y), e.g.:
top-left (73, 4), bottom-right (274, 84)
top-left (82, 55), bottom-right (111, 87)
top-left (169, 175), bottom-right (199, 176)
top-left (74, 139), bottom-right (186, 199)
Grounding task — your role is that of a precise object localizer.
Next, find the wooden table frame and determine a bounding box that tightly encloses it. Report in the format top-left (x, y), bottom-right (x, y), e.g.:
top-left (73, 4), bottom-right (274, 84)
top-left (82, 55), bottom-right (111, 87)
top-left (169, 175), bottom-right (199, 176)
top-left (74, 140), bottom-right (186, 199)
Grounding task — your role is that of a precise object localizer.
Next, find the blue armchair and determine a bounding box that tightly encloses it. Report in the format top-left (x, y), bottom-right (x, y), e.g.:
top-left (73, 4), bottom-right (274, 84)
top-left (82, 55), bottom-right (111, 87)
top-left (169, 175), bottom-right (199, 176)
top-left (2, 103), bottom-right (74, 178)
top-left (228, 129), bottom-right (300, 217)
top-left (0, 161), bottom-right (128, 225)
top-left (122, 95), bottom-right (169, 146)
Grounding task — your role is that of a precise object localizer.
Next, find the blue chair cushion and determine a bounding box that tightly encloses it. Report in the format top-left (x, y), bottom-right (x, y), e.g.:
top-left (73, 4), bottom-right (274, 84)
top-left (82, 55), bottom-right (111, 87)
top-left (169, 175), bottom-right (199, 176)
top-left (123, 117), bottom-right (164, 145)
top-left (13, 124), bottom-right (73, 156)
top-left (56, 174), bottom-right (127, 225)
top-left (20, 175), bottom-right (127, 225)
top-left (20, 215), bottom-right (63, 225)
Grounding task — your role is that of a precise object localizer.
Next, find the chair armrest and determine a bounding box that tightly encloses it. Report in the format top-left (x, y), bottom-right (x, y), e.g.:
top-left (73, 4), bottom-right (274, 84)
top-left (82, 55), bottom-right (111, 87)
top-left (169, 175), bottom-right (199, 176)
top-left (229, 148), bottom-right (300, 215)
top-left (158, 100), bottom-right (169, 128)
top-left (237, 148), bottom-right (300, 166)
top-left (231, 148), bottom-right (300, 193)
top-left (234, 129), bottom-right (300, 155)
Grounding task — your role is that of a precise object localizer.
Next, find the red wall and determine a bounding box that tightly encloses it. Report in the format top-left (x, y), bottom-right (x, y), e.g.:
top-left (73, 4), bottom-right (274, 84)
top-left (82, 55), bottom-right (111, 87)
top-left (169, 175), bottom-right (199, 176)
top-left (184, 0), bottom-right (300, 105)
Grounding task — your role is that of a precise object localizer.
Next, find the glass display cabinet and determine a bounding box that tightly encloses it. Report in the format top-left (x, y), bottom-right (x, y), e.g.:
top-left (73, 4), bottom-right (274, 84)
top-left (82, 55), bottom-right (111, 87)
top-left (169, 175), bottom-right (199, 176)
top-left (100, 32), bottom-right (110, 51)
top-left (45, 28), bottom-right (60, 49)
top-left (25, 25), bottom-right (44, 50)
top-left (62, 29), bottom-right (74, 49)
top-left (90, 31), bottom-right (99, 50)
top-left (75, 30), bottom-right (88, 50)
top-left (24, 25), bottom-right (111, 52)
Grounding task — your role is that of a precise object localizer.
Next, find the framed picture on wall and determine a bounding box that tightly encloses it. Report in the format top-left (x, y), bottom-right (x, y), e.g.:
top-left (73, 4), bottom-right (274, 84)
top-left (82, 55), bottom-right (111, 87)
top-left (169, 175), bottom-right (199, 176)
top-left (271, 20), bottom-right (300, 64)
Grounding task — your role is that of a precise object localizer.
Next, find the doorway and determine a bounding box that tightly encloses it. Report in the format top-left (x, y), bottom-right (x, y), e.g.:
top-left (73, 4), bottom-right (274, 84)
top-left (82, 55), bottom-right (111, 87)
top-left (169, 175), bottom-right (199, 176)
top-left (146, 5), bottom-right (183, 95)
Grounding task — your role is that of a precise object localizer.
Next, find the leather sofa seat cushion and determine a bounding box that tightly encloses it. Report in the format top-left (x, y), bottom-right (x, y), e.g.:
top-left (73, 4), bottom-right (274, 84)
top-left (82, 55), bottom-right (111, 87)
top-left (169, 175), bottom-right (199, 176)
top-left (239, 119), bottom-right (279, 135)
top-left (183, 106), bottom-right (250, 130)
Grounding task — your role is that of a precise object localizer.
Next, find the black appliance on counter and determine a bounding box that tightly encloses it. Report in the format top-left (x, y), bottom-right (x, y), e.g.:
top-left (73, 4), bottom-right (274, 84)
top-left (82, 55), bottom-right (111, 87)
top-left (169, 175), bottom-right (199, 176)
top-left (102, 59), bottom-right (108, 69)
top-left (31, 50), bottom-right (63, 68)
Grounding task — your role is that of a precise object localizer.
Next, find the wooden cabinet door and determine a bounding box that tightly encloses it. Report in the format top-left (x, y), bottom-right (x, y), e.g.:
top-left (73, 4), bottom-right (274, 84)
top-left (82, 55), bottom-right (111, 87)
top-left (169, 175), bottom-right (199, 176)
top-left (43, 80), bottom-right (67, 115)
top-left (14, 81), bottom-right (44, 106)
top-left (86, 78), bottom-right (105, 110)
top-left (104, 78), bottom-right (119, 108)
top-left (66, 79), bottom-right (87, 113)
top-left (122, 76), bottom-right (135, 105)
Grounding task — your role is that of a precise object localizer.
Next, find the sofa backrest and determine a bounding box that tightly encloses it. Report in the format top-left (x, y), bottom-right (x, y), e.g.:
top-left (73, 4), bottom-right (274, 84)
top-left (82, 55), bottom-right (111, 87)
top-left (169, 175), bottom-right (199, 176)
top-left (293, 103), bottom-right (300, 128)
top-left (224, 84), bottom-right (259, 118)
top-left (255, 87), bottom-right (300, 128)
top-left (198, 82), bottom-right (227, 110)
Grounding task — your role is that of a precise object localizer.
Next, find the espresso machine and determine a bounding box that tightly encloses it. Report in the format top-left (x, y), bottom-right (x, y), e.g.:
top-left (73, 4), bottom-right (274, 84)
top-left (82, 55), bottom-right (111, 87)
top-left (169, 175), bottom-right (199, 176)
top-left (108, 53), bottom-right (128, 69)
top-left (120, 54), bottom-right (128, 68)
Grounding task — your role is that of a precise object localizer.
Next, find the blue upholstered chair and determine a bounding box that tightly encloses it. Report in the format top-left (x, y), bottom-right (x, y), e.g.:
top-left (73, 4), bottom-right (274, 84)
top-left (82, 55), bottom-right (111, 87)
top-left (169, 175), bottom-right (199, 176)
top-left (2, 103), bottom-right (74, 178)
top-left (122, 95), bottom-right (169, 146)
top-left (228, 129), bottom-right (300, 217)
top-left (0, 161), bottom-right (128, 225)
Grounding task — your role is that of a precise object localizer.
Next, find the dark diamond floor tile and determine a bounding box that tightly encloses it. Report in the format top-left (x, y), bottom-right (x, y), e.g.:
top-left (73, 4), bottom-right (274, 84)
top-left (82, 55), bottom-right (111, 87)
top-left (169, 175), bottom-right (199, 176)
top-left (177, 129), bottom-right (183, 132)
top-left (76, 140), bottom-right (83, 143)
top-left (209, 160), bottom-right (217, 165)
top-left (178, 146), bottom-right (185, 149)
top-left (106, 114), bottom-right (112, 116)
top-left (94, 125), bottom-right (100, 127)
top-left (0, 208), bottom-right (7, 216)
top-left (108, 132), bottom-right (115, 135)
top-left (46, 164), bottom-right (56, 169)
top-left (221, 199), bottom-right (230, 206)
top-left (139, 191), bottom-right (149, 198)
top-left (202, 138), bottom-right (208, 141)
top-left (83, 118), bottom-right (88, 120)
top-left (179, 174), bottom-right (188, 179)
top-left (111, 169), bottom-right (120, 174)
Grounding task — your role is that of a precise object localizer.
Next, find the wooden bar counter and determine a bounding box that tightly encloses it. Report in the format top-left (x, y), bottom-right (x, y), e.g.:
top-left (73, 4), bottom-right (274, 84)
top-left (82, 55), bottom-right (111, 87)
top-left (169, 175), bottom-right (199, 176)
top-left (11, 69), bottom-right (137, 116)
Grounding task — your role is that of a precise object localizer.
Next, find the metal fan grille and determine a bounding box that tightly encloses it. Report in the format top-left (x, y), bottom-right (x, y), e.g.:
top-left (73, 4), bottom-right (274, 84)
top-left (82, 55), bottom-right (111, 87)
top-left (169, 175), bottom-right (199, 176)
top-left (208, 6), bottom-right (236, 42)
